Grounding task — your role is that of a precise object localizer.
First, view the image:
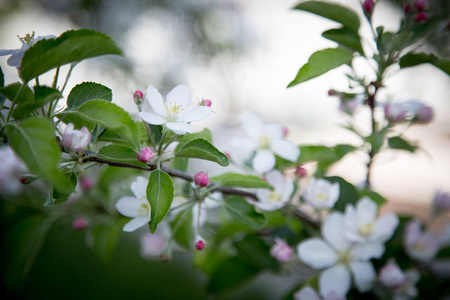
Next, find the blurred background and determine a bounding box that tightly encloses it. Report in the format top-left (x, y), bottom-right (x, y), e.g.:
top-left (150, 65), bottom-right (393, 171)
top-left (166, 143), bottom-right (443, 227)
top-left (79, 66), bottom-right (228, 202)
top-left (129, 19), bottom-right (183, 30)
top-left (0, 0), bottom-right (449, 299)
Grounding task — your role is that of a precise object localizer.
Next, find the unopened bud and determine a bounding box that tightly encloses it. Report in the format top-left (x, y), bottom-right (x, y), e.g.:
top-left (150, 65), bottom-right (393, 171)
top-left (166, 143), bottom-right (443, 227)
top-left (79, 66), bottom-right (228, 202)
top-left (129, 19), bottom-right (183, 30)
top-left (137, 147), bottom-right (154, 163)
top-left (282, 126), bottom-right (289, 137)
top-left (19, 177), bottom-right (29, 184)
top-left (80, 177), bottom-right (95, 191)
top-left (133, 90), bottom-right (144, 104)
top-left (63, 123), bottom-right (91, 153)
top-left (415, 12), bottom-right (427, 22)
top-left (295, 166), bottom-right (307, 177)
top-left (404, 3), bottom-right (411, 14)
top-left (328, 89), bottom-right (336, 96)
top-left (194, 171), bottom-right (209, 187)
top-left (72, 218), bottom-right (88, 230)
top-left (363, 0), bottom-right (375, 13)
top-left (413, 0), bottom-right (428, 11)
top-left (194, 236), bottom-right (206, 251)
top-left (201, 99), bottom-right (212, 107)
top-left (379, 261), bottom-right (406, 288)
top-left (270, 238), bottom-right (293, 263)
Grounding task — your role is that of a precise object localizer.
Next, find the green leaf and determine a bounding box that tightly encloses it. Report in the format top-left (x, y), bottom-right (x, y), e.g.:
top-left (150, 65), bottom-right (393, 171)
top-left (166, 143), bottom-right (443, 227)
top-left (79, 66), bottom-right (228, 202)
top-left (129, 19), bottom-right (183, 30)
top-left (59, 100), bottom-right (140, 151)
top-left (388, 136), bottom-right (417, 153)
top-left (20, 29), bottom-right (122, 82)
top-left (224, 196), bottom-right (267, 230)
top-left (297, 145), bottom-right (336, 164)
top-left (0, 82), bottom-right (33, 103)
top-left (88, 220), bottom-right (122, 262)
top-left (96, 144), bottom-right (150, 169)
top-left (170, 207), bottom-right (194, 250)
top-left (325, 176), bottom-right (359, 212)
top-left (288, 48), bottom-right (353, 87)
top-left (294, 1), bottom-right (360, 33)
top-left (147, 170), bottom-right (174, 233)
top-left (50, 172), bottom-right (78, 205)
top-left (399, 52), bottom-right (450, 76)
top-left (322, 27), bottom-right (364, 54)
top-left (210, 173), bottom-right (273, 190)
top-left (6, 117), bottom-right (73, 193)
top-left (67, 82), bottom-right (112, 110)
top-left (365, 128), bottom-right (388, 155)
top-left (12, 86), bottom-right (62, 119)
top-left (175, 138), bottom-right (229, 167)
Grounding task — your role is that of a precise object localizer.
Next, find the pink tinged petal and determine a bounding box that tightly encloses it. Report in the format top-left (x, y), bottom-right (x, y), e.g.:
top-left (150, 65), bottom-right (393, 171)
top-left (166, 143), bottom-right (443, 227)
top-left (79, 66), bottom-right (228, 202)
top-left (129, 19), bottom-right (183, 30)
top-left (356, 197), bottom-right (378, 225)
top-left (166, 122), bottom-right (193, 135)
top-left (123, 215), bottom-right (150, 232)
top-left (371, 213), bottom-right (399, 243)
top-left (297, 238), bottom-right (338, 269)
top-left (146, 85), bottom-right (166, 117)
top-left (140, 111), bottom-right (166, 125)
top-left (319, 264), bottom-right (351, 298)
top-left (252, 150), bottom-right (276, 174)
top-left (351, 242), bottom-right (385, 260)
top-left (294, 286), bottom-right (321, 300)
top-left (349, 261), bottom-right (376, 292)
top-left (115, 196), bottom-right (142, 218)
top-left (322, 212), bottom-right (351, 252)
top-left (272, 139), bottom-right (300, 162)
top-left (131, 176), bottom-right (148, 201)
top-left (166, 85), bottom-right (191, 108)
top-left (178, 106), bottom-right (211, 122)
top-left (241, 111), bottom-right (264, 139)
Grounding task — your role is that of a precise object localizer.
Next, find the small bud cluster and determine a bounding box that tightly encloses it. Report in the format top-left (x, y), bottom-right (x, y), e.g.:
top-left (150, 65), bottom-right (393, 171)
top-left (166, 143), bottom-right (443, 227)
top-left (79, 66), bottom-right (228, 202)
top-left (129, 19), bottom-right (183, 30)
top-left (404, 0), bottom-right (429, 23)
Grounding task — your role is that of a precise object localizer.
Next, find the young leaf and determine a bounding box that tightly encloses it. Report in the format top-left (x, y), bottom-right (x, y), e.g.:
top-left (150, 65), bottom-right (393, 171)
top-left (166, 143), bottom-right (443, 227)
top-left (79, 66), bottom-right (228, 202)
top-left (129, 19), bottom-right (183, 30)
top-left (20, 29), bottom-right (122, 82)
top-left (388, 136), bottom-right (417, 153)
top-left (67, 82), bottom-right (112, 109)
top-left (6, 117), bottom-right (73, 192)
top-left (59, 100), bottom-right (140, 151)
top-left (224, 196), bottom-right (267, 230)
top-left (147, 170), bottom-right (174, 233)
top-left (294, 1), bottom-right (360, 33)
top-left (175, 138), bottom-right (229, 167)
top-left (288, 48), bottom-right (353, 87)
top-left (322, 27), bottom-right (364, 54)
top-left (210, 173), bottom-right (273, 190)
top-left (12, 86), bottom-right (62, 119)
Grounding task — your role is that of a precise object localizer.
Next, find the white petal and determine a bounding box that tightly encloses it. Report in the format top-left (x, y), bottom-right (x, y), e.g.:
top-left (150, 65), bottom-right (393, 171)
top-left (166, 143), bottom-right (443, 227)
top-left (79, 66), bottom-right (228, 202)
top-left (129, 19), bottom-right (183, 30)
top-left (281, 178), bottom-right (294, 201)
top-left (272, 139), bottom-right (300, 162)
top-left (115, 196), bottom-right (142, 218)
top-left (265, 123), bottom-right (284, 140)
top-left (371, 213), bottom-right (399, 243)
top-left (140, 111), bottom-right (166, 125)
top-left (146, 85), bottom-right (166, 117)
top-left (7, 51), bottom-right (25, 67)
top-left (352, 242), bottom-right (385, 260)
top-left (0, 49), bottom-right (18, 56)
top-left (166, 122), bottom-right (193, 134)
top-left (294, 286), bottom-right (321, 300)
top-left (297, 238), bottom-right (337, 269)
top-left (322, 212), bottom-right (350, 252)
top-left (344, 204), bottom-right (363, 242)
top-left (253, 200), bottom-right (286, 211)
top-left (178, 106), bottom-right (211, 122)
top-left (167, 85), bottom-right (191, 108)
top-left (252, 150), bottom-right (275, 174)
top-left (349, 261), bottom-right (376, 292)
top-left (319, 265), bottom-right (351, 298)
top-left (131, 176), bottom-right (148, 201)
top-left (356, 197), bottom-right (378, 224)
top-left (123, 215), bottom-right (150, 232)
top-left (241, 111), bottom-right (264, 139)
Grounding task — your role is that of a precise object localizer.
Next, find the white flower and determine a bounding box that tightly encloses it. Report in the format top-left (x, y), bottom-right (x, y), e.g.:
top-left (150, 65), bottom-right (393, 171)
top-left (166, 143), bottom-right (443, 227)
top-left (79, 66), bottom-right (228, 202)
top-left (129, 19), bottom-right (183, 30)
top-left (0, 32), bottom-right (55, 67)
top-left (343, 197), bottom-right (399, 258)
top-left (0, 146), bottom-right (27, 194)
top-left (62, 123), bottom-right (91, 153)
top-left (379, 260), bottom-right (406, 288)
top-left (270, 237), bottom-right (294, 263)
top-left (115, 176), bottom-right (150, 232)
top-left (297, 212), bottom-right (376, 298)
top-left (404, 219), bottom-right (440, 262)
top-left (237, 111), bottom-right (300, 174)
top-left (294, 285), bottom-right (345, 300)
top-left (254, 170), bottom-right (294, 211)
top-left (303, 178), bottom-right (340, 210)
top-left (139, 85), bottom-right (211, 135)
top-left (379, 260), bottom-right (420, 300)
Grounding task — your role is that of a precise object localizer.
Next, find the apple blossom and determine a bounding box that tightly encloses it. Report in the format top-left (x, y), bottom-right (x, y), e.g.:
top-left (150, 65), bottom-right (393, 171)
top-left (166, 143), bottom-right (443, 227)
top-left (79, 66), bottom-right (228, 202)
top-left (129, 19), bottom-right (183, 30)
top-left (253, 170), bottom-right (294, 211)
top-left (237, 111), bottom-right (300, 174)
top-left (379, 261), bottom-right (420, 300)
top-left (115, 176), bottom-right (151, 232)
top-left (194, 171), bottom-right (209, 187)
top-left (0, 32), bottom-right (55, 67)
top-left (384, 102), bottom-right (408, 123)
top-left (72, 218), bottom-right (88, 230)
top-left (343, 197), bottom-right (399, 258)
top-left (139, 85), bottom-right (211, 135)
top-left (379, 260), bottom-right (406, 288)
top-left (295, 166), bottom-right (307, 177)
top-left (404, 219), bottom-right (440, 262)
top-left (297, 213), bottom-right (377, 297)
top-left (303, 178), bottom-right (340, 210)
top-left (270, 238), bottom-right (293, 263)
top-left (363, 0), bottom-right (375, 13)
top-left (194, 235), bottom-right (206, 251)
top-left (62, 123), bottom-right (91, 153)
top-left (294, 285), bottom-right (345, 300)
top-left (0, 146), bottom-right (28, 194)
top-left (201, 99), bottom-right (212, 107)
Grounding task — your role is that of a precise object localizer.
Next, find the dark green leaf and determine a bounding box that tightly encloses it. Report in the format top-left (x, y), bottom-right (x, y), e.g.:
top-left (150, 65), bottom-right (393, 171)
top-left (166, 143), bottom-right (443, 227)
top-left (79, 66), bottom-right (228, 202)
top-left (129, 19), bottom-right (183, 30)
top-left (96, 144), bottom-right (150, 169)
top-left (0, 66), bottom-right (4, 106)
top-left (235, 236), bottom-right (279, 271)
top-left (288, 48), bottom-right (353, 87)
top-left (0, 82), bottom-right (33, 103)
top-left (210, 173), bottom-right (273, 190)
top-left (6, 117), bottom-right (73, 193)
top-left (224, 196), bottom-right (267, 230)
top-left (175, 138), bottom-right (229, 166)
top-left (67, 82), bottom-right (112, 109)
top-left (322, 27), bottom-right (364, 54)
top-left (89, 220), bottom-right (121, 262)
top-left (20, 29), bottom-right (122, 82)
top-left (399, 52), bottom-right (450, 76)
top-left (388, 136), bottom-right (417, 153)
top-left (12, 86), bottom-right (62, 119)
top-left (50, 172), bottom-right (78, 205)
top-left (294, 1), bottom-right (360, 32)
top-left (147, 170), bottom-right (174, 233)
top-left (325, 176), bottom-right (359, 212)
top-left (170, 208), bottom-right (194, 250)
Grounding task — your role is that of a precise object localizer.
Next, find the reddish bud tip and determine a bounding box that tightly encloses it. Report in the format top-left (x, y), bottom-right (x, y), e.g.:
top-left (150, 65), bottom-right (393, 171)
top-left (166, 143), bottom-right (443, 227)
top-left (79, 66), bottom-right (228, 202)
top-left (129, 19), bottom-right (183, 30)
top-left (201, 99), bottom-right (212, 107)
top-left (134, 90), bottom-right (144, 100)
top-left (295, 166), bottom-right (307, 177)
top-left (415, 12), bottom-right (427, 22)
top-left (137, 148), bottom-right (154, 163)
top-left (328, 89), bottom-right (336, 96)
top-left (282, 126), bottom-right (289, 137)
top-left (72, 218), bottom-right (88, 230)
top-left (19, 177), bottom-right (28, 184)
top-left (195, 240), bottom-right (206, 251)
top-left (404, 3), bottom-right (411, 13)
top-left (363, 0), bottom-right (375, 13)
top-left (194, 171), bottom-right (209, 187)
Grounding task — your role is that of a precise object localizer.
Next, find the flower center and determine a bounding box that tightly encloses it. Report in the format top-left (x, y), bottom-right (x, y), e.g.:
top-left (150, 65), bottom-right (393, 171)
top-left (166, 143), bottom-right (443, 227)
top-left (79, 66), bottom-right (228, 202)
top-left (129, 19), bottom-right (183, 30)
top-left (268, 192), bottom-right (282, 203)
top-left (358, 221), bottom-right (375, 238)
top-left (165, 102), bottom-right (184, 122)
top-left (315, 192), bottom-right (328, 201)
top-left (259, 136), bottom-right (271, 149)
top-left (18, 31), bottom-right (35, 45)
top-left (138, 202), bottom-right (150, 216)
top-left (337, 249), bottom-right (353, 266)
top-left (412, 241), bottom-right (425, 252)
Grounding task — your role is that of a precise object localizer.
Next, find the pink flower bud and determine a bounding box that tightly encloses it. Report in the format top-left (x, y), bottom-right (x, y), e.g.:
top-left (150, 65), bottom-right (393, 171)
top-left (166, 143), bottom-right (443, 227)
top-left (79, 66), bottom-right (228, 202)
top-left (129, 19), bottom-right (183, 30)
top-left (72, 218), bottom-right (88, 230)
top-left (194, 171), bottom-right (209, 187)
top-left (295, 166), bottom-right (307, 177)
top-left (413, 0), bottom-right (428, 11)
top-left (63, 123), bottom-right (91, 153)
top-left (80, 177), bottom-right (95, 191)
top-left (404, 3), bottom-right (411, 13)
top-left (282, 126), bottom-right (289, 137)
top-left (415, 12), bottom-right (427, 22)
top-left (194, 236), bottom-right (206, 251)
top-left (270, 238), bottom-right (293, 263)
top-left (133, 90), bottom-right (144, 104)
top-left (363, 0), bottom-right (375, 13)
top-left (137, 147), bottom-right (154, 162)
top-left (201, 99), bottom-right (212, 107)
top-left (433, 190), bottom-right (450, 212)
top-left (328, 89), bottom-right (336, 96)
top-left (384, 103), bottom-right (408, 123)
top-left (379, 261), bottom-right (406, 288)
